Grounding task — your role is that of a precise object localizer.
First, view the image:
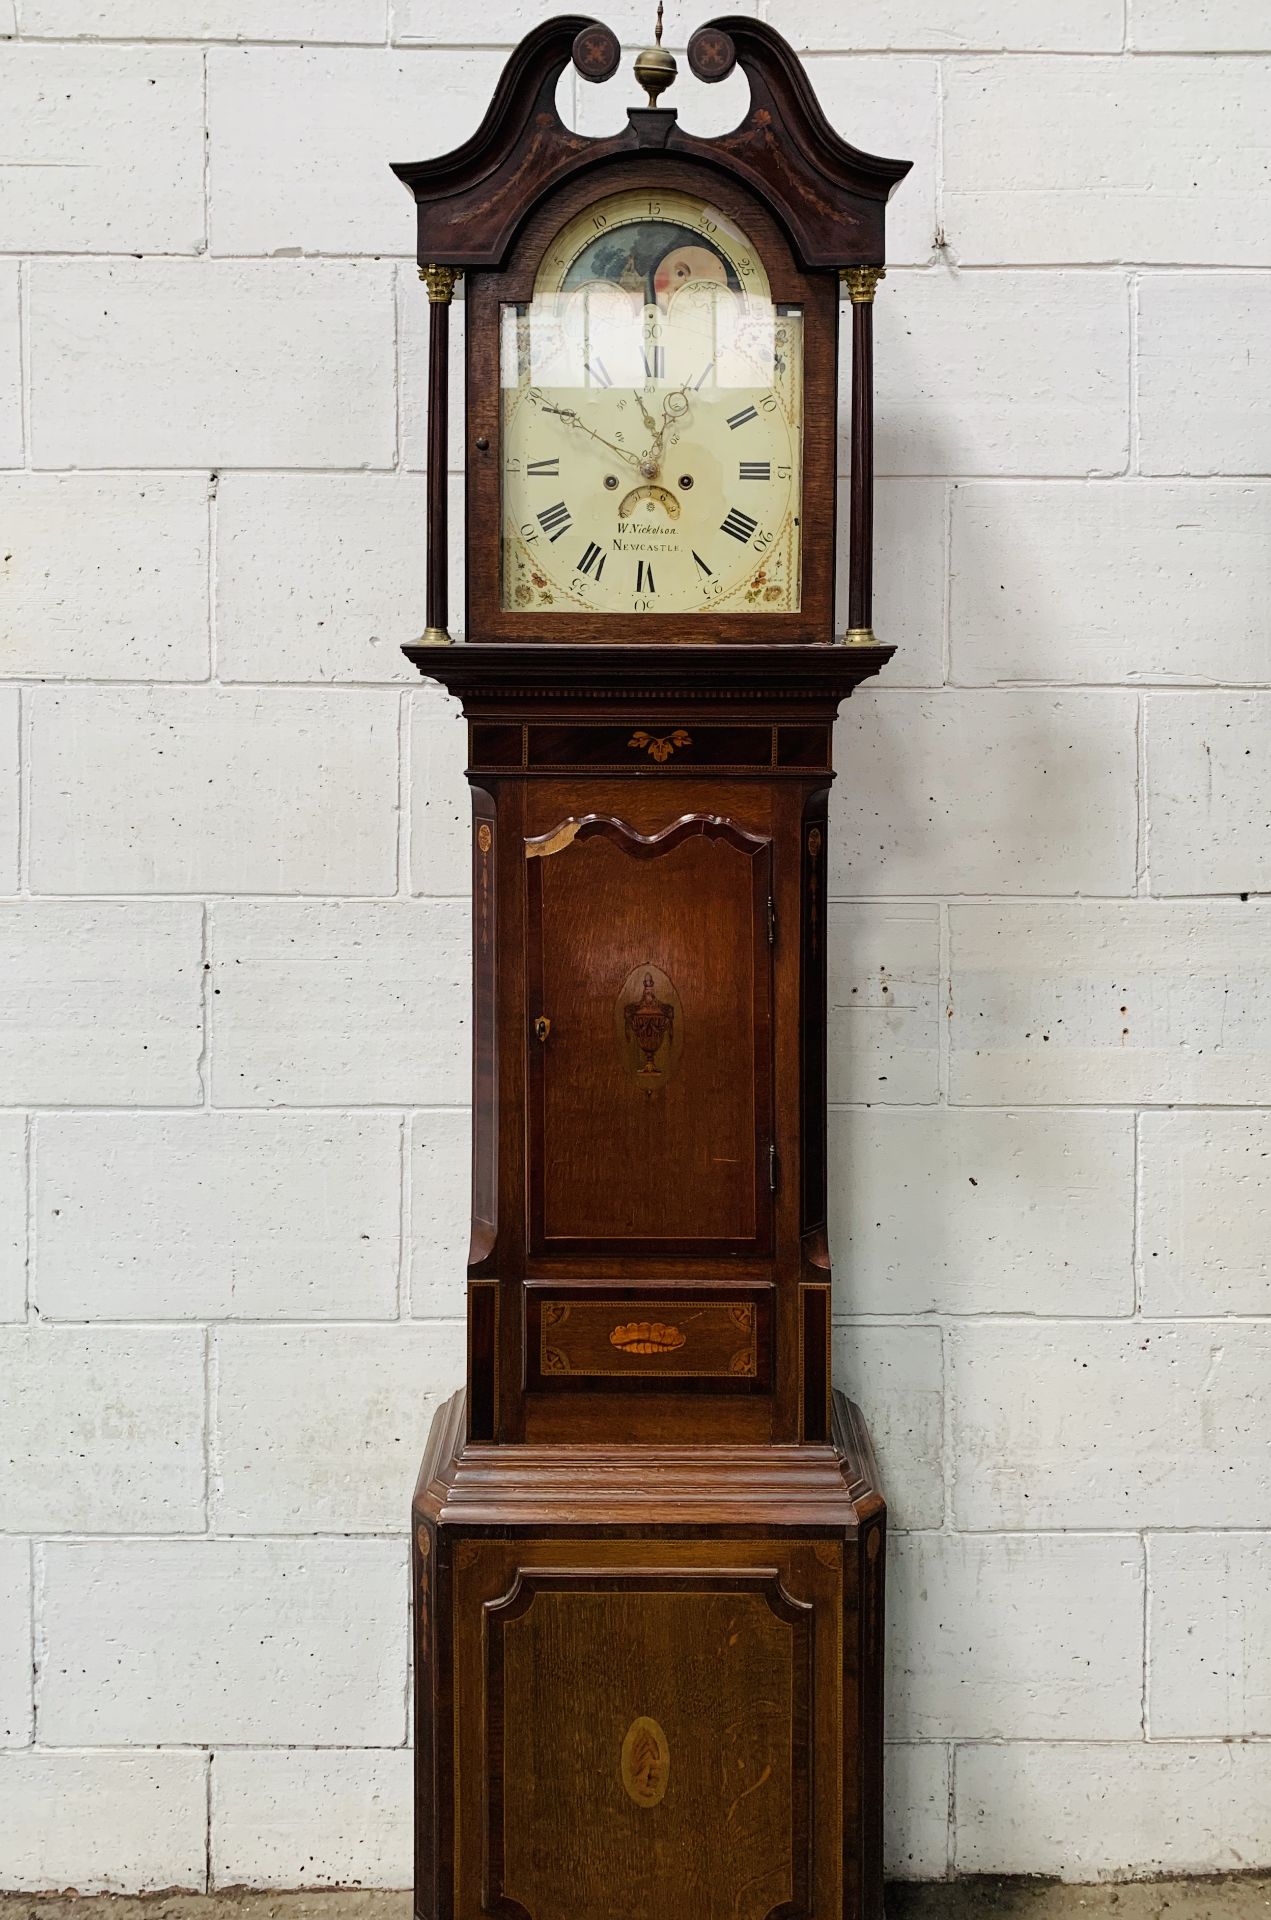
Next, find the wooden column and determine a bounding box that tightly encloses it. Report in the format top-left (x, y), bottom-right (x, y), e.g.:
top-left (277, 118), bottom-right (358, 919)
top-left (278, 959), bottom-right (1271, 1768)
top-left (842, 265), bottom-right (885, 647)
top-left (418, 264), bottom-right (461, 647)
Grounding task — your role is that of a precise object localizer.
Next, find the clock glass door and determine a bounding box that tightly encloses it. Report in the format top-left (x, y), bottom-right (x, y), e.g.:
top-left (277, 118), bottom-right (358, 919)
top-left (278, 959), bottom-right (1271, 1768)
top-left (501, 189), bottom-right (804, 616)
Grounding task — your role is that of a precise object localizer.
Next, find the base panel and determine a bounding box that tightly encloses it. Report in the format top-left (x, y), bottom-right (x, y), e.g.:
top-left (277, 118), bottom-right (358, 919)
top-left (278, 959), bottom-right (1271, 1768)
top-left (412, 1392), bottom-right (885, 1920)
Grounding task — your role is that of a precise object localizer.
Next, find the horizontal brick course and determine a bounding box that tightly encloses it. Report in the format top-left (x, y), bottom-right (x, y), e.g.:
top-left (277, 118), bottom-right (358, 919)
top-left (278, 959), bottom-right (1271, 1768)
top-left (33, 1112), bottom-right (404, 1320)
top-left (1139, 1112), bottom-right (1271, 1318)
top-left (832, 689), bottom-right (1137, 896)
top-left (889, 1533), bottom-right (1144, 1740)
top-left (40, 1539), bottom-right (408, 1746)
top-left (208, 48), bottom-right (505, 257)
top-left (0, 47), bottom-right (204, 255)
top-left (950, 482), bottom-right (1271, 686)
top-left (28, 261), bottom-right (396, 471)
top-left (0, 1752), bottom-right (208, 1892)
top-left (211, 1749), bottom-right (413, 1889)
top-left (0, 1117), bottom-right (23, 1324)
top-left (21, 0), bottom-right (386, 37)
top-left (944, 59), bottom-right (1271, 265)
top-left (0, 1326), bottom-right (205, 1532)
top-left (212, 1321), bottom-right (466, 1531)
top-left (28, 686), bottom-right (400, 897)
top-left (0, 903), bottom-right (203, 1106)
top-left (872, 272), bottom-right (1129, 477)
top-left (949, 901), bottom-right (1271, 1106)
top-left (209, 901), bottom-right (470, 1106)
top-left (829, 1107), bottom-right (1135, 1317)
top-left (0, 475), bottom-right (210, 682)
top-left (956, 1742), bottom-right (1271, 1879)
top-left (0, 1542), bottom-right (31, 1747)
top-left (951, 1323), bottom-right (1271, 1529)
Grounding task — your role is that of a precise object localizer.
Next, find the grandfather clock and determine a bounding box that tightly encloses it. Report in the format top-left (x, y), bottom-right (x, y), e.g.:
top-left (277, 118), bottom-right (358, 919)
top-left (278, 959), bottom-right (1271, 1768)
top-left (393, 15), bottom-right (909, 1917)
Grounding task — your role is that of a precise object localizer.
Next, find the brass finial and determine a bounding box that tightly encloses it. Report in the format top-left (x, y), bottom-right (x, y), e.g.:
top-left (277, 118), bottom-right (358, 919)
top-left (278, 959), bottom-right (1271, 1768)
top-left (634, 2), bottom-right (677, 108)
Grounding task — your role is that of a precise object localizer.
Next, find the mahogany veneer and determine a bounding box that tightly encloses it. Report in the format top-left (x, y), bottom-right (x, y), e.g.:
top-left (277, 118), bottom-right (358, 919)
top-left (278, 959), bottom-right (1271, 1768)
top-left (394, 16), bottom-right (909, 1916)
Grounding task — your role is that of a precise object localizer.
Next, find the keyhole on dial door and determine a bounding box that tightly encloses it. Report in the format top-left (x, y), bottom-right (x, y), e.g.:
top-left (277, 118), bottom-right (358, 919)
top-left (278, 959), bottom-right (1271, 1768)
top-left (533, 1015), bottom-right (552, 1043)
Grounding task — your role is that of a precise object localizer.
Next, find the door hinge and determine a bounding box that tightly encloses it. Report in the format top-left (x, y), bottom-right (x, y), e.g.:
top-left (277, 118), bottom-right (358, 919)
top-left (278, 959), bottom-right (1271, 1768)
top-left (769, 1143), bottom-right (779, 1192)
top-left (767, 893), bottom-right (776, 946)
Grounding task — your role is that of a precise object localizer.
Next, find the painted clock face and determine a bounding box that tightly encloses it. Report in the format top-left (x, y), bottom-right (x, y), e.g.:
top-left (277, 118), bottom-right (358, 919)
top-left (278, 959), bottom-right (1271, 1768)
top-left (500, 188), bottom-right (804, 616)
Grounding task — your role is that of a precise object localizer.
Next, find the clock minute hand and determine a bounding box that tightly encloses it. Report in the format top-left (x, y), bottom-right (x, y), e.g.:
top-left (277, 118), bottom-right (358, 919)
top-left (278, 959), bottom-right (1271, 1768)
top-left (633, 388), bottom-right (660, 437)
top-left (536, 400), bottom-right (643, 471)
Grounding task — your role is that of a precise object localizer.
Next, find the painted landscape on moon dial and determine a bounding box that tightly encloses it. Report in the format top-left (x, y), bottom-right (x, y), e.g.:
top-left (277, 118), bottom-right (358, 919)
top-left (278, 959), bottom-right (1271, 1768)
top-left (501, 192), bottom-right (804, 617)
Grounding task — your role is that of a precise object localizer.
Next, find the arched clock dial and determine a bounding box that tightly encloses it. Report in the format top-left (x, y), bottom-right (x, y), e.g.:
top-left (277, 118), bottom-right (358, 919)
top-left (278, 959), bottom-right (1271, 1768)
top-left (500, 189), bottom-right (804, 615)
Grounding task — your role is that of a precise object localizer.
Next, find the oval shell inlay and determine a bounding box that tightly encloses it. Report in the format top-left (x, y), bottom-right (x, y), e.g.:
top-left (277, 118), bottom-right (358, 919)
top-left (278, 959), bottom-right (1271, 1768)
top-left (621, 1715), bottom-right (670, 1809)
top-left (610, 1320), bottom-right (686, 1356)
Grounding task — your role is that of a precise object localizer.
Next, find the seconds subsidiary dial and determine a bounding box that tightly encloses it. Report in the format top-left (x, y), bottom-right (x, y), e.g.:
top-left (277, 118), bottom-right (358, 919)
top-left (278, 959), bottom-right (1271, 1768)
top-left (501, 189), bottom-right (804, 616)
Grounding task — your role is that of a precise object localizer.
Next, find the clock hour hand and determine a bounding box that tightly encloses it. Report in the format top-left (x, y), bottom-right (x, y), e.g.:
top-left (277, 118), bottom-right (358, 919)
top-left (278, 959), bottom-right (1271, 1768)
top-left (534, 399), bottom-right (643, 471)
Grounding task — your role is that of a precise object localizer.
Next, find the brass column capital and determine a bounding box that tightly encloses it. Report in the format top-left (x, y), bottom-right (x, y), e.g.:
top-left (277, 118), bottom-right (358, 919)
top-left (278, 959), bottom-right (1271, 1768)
top-left (841, 265), bottom-right (886, 305)
top-left (421, 264), bottom-right (462, 305)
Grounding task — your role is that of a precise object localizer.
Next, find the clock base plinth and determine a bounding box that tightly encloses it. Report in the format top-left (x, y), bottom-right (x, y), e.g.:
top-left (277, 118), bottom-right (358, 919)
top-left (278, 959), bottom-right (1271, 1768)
top-left (412, 1391), bottom-right (886, 1920)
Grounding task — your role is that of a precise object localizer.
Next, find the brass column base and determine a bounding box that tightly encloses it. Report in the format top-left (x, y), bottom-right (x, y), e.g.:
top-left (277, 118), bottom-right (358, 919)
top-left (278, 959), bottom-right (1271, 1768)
top-left (416, 627), bottom-right (455, 648)
top-left (842, 627), bottom-right (878, 647)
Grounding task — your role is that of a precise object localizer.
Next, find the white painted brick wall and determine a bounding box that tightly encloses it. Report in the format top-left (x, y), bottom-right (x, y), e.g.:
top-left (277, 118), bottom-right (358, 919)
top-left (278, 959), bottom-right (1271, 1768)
top-left (1149, 1534), bottom-right (1271, 1737)
top-left (1138, 275), bottom-right (1271, 476)
top-left (0, 1326), bottom-right (206, 1532)
top-left (827, 1108), bottom-right (1135, 1315)
top-left (950, 481), bottom-right (1271, 686)
top-left (943, 58), bottom-right (1271, 265)
top-left (1, 0), bottom-right (1268, 1894)
top-left (29, 686), bottom-right (400, 895)
top-left (216, 474), bottom-right (425, 683)
top-left (832, 688), bottom-right (1137, 895)
top-left (0, 47), bottom-right (205, 254)
top-left (29, 261), bottom-right (397, 470)
top-left (39, 1539), bottom-right (407, 1746)
top-left (212, 1749), bottom-right (413, 1889)
top-left (0, 1542), bottom-right (32, 1746)
top-left (0, 689), bottom-right (16, 892)
top-left (1145, 691), bottom-right (1271, 894)
top-left (33, 1112), bottom-right (404, 1320)
top-left (0, 902), bottom-right (202, 1104)
top-left (0, 1117), bottom-right (24, 1324)
top-left (0, 264), bottom-right (20, 466)
top-left (2, 475), bottom-right (210, 680)
top-left (212, 1321), bottom-right (466, 1531)
top-left (207, 48), bottom-right (503, 255)
top-left (955, 1742), bottom-right (1271, 1878)
top-left (1139, 1112), bottom-right (1271, 1316)
top-left (0, 1752), bottom-right (209, 1893)
top-left (888, 1534), bottom-right (1145, 1739)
